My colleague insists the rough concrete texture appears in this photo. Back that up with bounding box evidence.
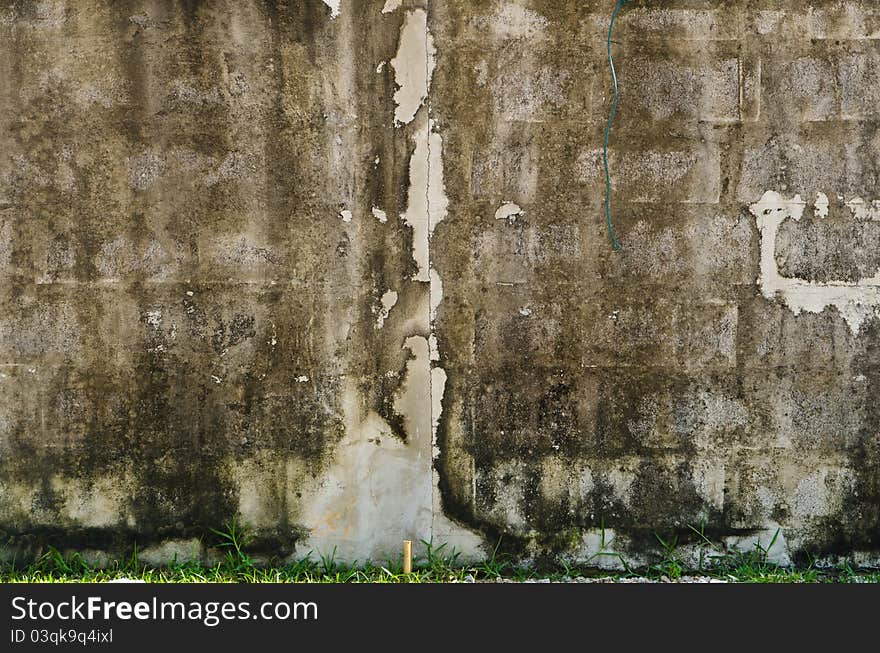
[1,0,879,568]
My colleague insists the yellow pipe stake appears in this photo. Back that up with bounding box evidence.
[403,540,412,574]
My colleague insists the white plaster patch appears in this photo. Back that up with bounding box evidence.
[494,201,523,222]
[297,340,433,562]
[402,114,431,281]
[815,191,829,218]
[381,0,401,13]
[390,9,435,125]
[371,206,387,223]
[339,209,353,223]
[322,0,340,19]
[375,289,398,329]
[750,190,880,334]
[724,526,791,566]
[295,375,310,383]
[401,116,446,280]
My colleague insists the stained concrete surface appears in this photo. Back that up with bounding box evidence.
[1,1,879,568]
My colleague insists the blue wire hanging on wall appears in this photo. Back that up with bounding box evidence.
[603,0,631,252]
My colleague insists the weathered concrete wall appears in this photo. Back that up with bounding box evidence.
[1,0,879,567]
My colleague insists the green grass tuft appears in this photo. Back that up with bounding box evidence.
[2,521,879,583]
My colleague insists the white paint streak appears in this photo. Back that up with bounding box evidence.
[390,9,435,125]
[398,25,444,282]
[750,190,880,334]
[402,113,431,281]
[322,0,340,19]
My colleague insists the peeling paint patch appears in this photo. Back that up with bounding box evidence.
[375,290,398,329]
[339,209,352,223]
[402,117,447,281]
[402,115,430,281]
[815,192,829,218]
[381,0,402,14]
[391,9,435,125]
[750,190,880,334]
[322,0,340,19]
[371,206,387,223]
[494,201,523,222]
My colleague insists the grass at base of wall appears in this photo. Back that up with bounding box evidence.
[3,523,878,583]
[1,545,879,583]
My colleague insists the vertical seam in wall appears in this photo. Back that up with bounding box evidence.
[424,0,435,542]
